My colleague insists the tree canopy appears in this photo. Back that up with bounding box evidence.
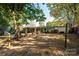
[47,3,79,25]
[47,19,66,27]
[0,3,46,32]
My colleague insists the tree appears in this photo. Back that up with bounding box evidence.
[0,3,46,37]
[47,19,66,27]
[47,3,79,48]
[47,3,79,26]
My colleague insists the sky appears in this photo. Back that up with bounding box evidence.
[39,4,54,23]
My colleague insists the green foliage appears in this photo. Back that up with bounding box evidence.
[0,3,46,33]
[47,20,66,27]
[47,3,79,25]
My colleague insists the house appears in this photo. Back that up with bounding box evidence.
[46,26,70,33]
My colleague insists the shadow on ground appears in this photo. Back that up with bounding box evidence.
[0,33,79,56]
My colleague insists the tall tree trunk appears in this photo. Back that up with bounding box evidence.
[12,11,20,38]
[74,3,77,25]
[13,11,17,30]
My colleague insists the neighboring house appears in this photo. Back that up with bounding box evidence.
[22,21,40,32]
[21,20,70,33]
[47,26,70,33]
[22,24,69,33]
[54,26,69,33]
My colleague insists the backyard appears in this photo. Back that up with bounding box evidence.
[0,3,79,56]
[0,33,79,56]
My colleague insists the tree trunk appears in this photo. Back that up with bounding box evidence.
[12,11,20,38]
[13,11,17,30]
[73,3,77,25]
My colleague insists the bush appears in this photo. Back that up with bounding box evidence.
[9,28,16,34]
[69,27,77,33]
[0,31,4,35]
[53,29,58,33]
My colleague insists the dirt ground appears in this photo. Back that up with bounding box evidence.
[0,33,79,56]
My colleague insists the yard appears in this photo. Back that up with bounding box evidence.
[0,33,79,56]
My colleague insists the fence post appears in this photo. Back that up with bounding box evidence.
[65,23,68,48]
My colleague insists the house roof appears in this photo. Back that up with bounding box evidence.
[22,21,40,28]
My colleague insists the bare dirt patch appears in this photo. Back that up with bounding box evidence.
[0,33,79,56]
